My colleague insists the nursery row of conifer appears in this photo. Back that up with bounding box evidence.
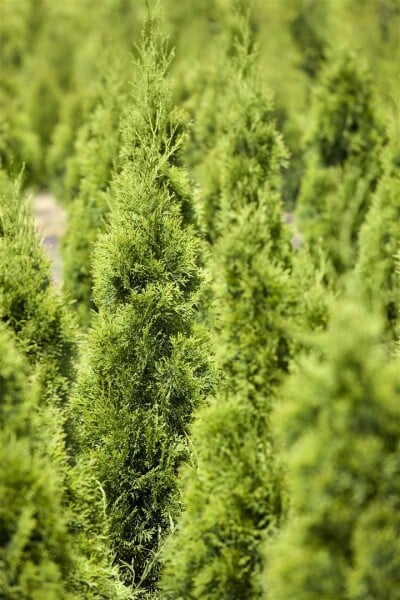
[0,2,399,599]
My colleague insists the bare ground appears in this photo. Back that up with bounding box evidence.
[32,192,66,286]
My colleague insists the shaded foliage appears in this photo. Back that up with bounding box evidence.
[296,52,386,279]
[161,14,297,599]
[0,171,75,405]
[356,128,400,342]
[265,298,400,599]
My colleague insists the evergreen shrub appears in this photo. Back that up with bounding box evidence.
[265,298,400,599]
[161,204,297,600]
[0,170,75,405]
[296,51,386,279]
[72,17,213,592]
[0,170,131,599]
[62,63,128,328]
[0,321,130,599]
[357,128,400,341]
[192,14,288,244]
[0,0,41,182]
[161,15,297,599]
[47,0,142,196]
[0,325,77,599]
[289,0,330,78]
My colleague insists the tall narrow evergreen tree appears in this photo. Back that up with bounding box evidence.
[46,0,142,196]
[62,62,128,328]
[189,10,288,244]
[289,0,330,79]
[0,170,75,406]
[0,170,130,598]
[265,298,400,599]
[71,16,213,592]
[0,0,41,182]
[356,128,400,342]
[0,323,131,599]
[161,15,297,599]
[0,325,77,599]
[295,51,385,281]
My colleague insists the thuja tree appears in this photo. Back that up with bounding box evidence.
[0,323,130,599]
[0,172,130,597]
[290,244,334,340]
[0,325,77,599]
[0,0,41,182]
[71,18,213,592]
[296,51,386,280]
[161,207,297,600]
[62,62,128,329]
[0,171,75,405]
[161,16,297,599]
[356,128,400,342]
[265,298,400,600]
[187,10,288,244]
[47,0,142,195]
[289,0,331,79]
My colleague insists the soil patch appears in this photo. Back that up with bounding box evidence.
[32,192,66,285]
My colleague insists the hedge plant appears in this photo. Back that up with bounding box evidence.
[265,298,400,599]
[161,14,297,599]
[71,17,213,593]
[296,51,386,281]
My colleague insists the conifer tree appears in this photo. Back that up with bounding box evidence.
[71,16,213,592]
[47,1,142,195]
[187,10,287,244]
[291,244,333,339]
[0,171,75,405]
[161,209,296,600]
[0,0,41,181]
[0,325,77,599]
[295,51,385,280]
[62,63,128,328]
[0,171,131,598]
[289,0,330,78]
[0,322,131,599]
[265,298,400,599]
[161,15,297,599]
[356,128,400,341]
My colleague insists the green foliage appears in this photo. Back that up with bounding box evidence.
[161,16,297,598]
[0,1,87,184]
[0,0,41,181]
[265,298,400,599]
[330,0,400,105]
[214,204,294,395]
[62,64,128,328]
[0,171,75,405]
[71,18,213,591]
[356,129,400,341]
[289,0,330,78]
[1,2,399,596]
[290,244,334,339]
[307,52,384,170]
[183,11,288,244]
[47,1,142,195]
[162,393,285,600]
[161,206,296,599]
[0,323,131,599]
[204,10,294,396]
[296,51,386,279]
[0,1,142,187]
[0,170,131,597]
[0,325,77,599]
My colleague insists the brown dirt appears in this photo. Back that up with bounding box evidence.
[32,192,66,286]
